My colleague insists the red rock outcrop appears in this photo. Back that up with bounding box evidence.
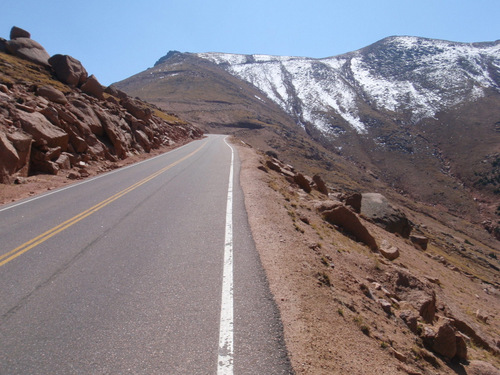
[0,26,203,183]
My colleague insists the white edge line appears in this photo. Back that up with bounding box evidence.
[218,136,234,374]
[0,138,203,214]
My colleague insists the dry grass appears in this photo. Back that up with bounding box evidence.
[0,52,70,92]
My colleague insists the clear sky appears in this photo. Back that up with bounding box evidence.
[2,0,499,86]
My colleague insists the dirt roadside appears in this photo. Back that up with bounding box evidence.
[235,140,499,375]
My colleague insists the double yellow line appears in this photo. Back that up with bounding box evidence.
[0,141,206,267]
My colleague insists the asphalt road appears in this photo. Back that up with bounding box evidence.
[0,134,292,374]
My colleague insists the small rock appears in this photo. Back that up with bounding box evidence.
[379,240,400,261]
[67,171,81,180]
[379,299,392,314]
[360,283,375,299]
[476,310,489,323]
[424,275,440,285]
[391,348,407,363]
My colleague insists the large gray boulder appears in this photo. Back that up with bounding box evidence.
[6,37,51,67]
[361,193,413,238]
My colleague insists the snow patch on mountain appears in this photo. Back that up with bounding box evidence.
[196,37,500,135]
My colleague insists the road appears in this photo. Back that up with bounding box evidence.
[0,134,292,374]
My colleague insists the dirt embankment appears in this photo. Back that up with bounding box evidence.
[235,140,499,375]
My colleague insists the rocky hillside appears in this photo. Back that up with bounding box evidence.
[0,27,202,184]
[238,141,500,374]
[115,37,500,241]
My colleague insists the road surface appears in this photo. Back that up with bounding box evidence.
[0,134,292,374]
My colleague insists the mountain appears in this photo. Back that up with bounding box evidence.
[115,36,500,239]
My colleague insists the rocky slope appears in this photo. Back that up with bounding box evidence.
[0,27,202,184]
[237,140,499,374]
[116,37,500,241]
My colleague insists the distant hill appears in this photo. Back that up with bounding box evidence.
[115,36,500,240]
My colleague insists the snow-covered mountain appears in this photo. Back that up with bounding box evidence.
[196,36,500,135]
[116,36,500,227]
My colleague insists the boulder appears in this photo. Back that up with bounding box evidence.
[450,315,496,352]
[265,159,295,178]
[321,205,378,251]
[344,192,362,213]
[37,85,68,105]
[7,131,32,176]
[104,85,128,99]
[0,132,20,183]
[379,240,400,261]
[55,153,71,170]
[6,37,51,67]
[312,174,328,195]
[361,193,413,237]
[80,74,104,99]
[294,173,312,193]
[433,321,457,359]
[405,289,436,323]
[455,333,468,361]
[410,235,429,250]
[0,37,6,53]
[399,310,419,333]
[15,110,69,150]
[121,97,152,121]
[10,26,30,39]
[48,54,88,87]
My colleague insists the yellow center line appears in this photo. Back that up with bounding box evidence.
[0,141,207,267]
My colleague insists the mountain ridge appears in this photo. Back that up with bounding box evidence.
[115,35,500,240]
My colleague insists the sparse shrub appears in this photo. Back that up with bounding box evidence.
[353,315,371,336]
[337,308,344,317]
[317,272,331,287]
[293,223,304,233]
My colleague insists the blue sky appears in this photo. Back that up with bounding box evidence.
[2,0,499,85]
